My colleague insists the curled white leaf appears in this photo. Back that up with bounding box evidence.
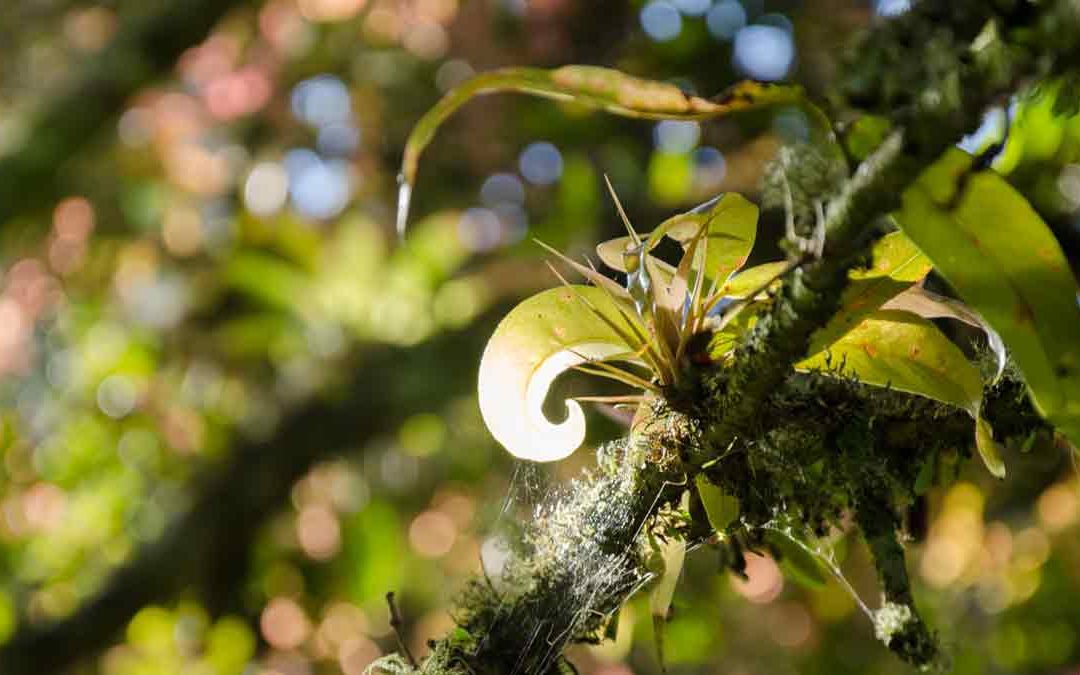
[477,286,644,462]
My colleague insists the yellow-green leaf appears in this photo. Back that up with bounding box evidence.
[654,193,759,289]
[477,285,643,462]
[399,67,804,233]
[718,261,791,299]
[895,149,1080,444]
[882,285,1007,381]
[694,475,740,532]
[597,194,758,290]
[975,414,1007,479]
[798,310,983,414]
[808,231,932,353]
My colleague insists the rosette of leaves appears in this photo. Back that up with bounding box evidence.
[477,187,1018,476]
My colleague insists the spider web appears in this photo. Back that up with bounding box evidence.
[470,448,662,675]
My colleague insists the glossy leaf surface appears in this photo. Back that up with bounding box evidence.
[798,310,983,414]
[895,149,1080,444]
[808,231,931,353]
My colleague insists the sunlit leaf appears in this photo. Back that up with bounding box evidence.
[694,476,740,532]
[798,310,983,414]
[596,236,677,280]
[808,231,931,353]
[597,193,758,288]
[717,261,791,299]
[652,193,759,289]
[478,285,645,462]
[895,148,1080,444]
[882,285,1007,381]
[399,66,804,232]
[975,414,1007,479]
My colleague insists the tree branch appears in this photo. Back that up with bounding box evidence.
[398,1,1080,672]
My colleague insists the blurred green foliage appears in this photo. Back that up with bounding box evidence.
[0,1,1077,674]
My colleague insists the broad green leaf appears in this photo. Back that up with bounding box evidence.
[895,149,1080,444]
[882,285,1007,381]
[597,193,758,288]
[808,231,931,353]
[798,310,983,414]
[478,285,643,462]
[694,475,740,531]
[399,67,805,233]
[651,193,759,288]
[765,530,828,590]
[718,261,791,299]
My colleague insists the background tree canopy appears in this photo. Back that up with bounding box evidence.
[0,1,1078,674]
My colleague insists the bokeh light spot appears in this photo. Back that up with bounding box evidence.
[518,142,563,185]
[876,0,912,16]
[291,75,352,127]
[480,173,526,207]
[640,1,683,42]
[260,597,311,650]
[706,1,746,40]
[672,0,711,16]
[296,505,342,560]
[653,120,701,154]
[244,162,290,217]
[97,374,138,419]
[733,25,795,81]
[408,509,457,558]
[731,553,783,603]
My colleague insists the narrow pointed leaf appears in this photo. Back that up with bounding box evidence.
[975,414,1007,479]
[895,148,1080,444]
[808,231,932,353]
[535,239,631,300]
[478,286,641,462]
[649,535,686,673]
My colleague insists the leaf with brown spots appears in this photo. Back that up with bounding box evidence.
[895,148,1080,445]
[797,310,983,415]
[808,231,931,354]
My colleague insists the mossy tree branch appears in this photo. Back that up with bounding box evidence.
[399,1,1080,672]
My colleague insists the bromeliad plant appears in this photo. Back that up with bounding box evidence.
[477,183,770,462]
[380,31,1080,669]
[478,180,1014,476]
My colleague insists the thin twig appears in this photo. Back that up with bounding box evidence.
[387,591,419,668]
